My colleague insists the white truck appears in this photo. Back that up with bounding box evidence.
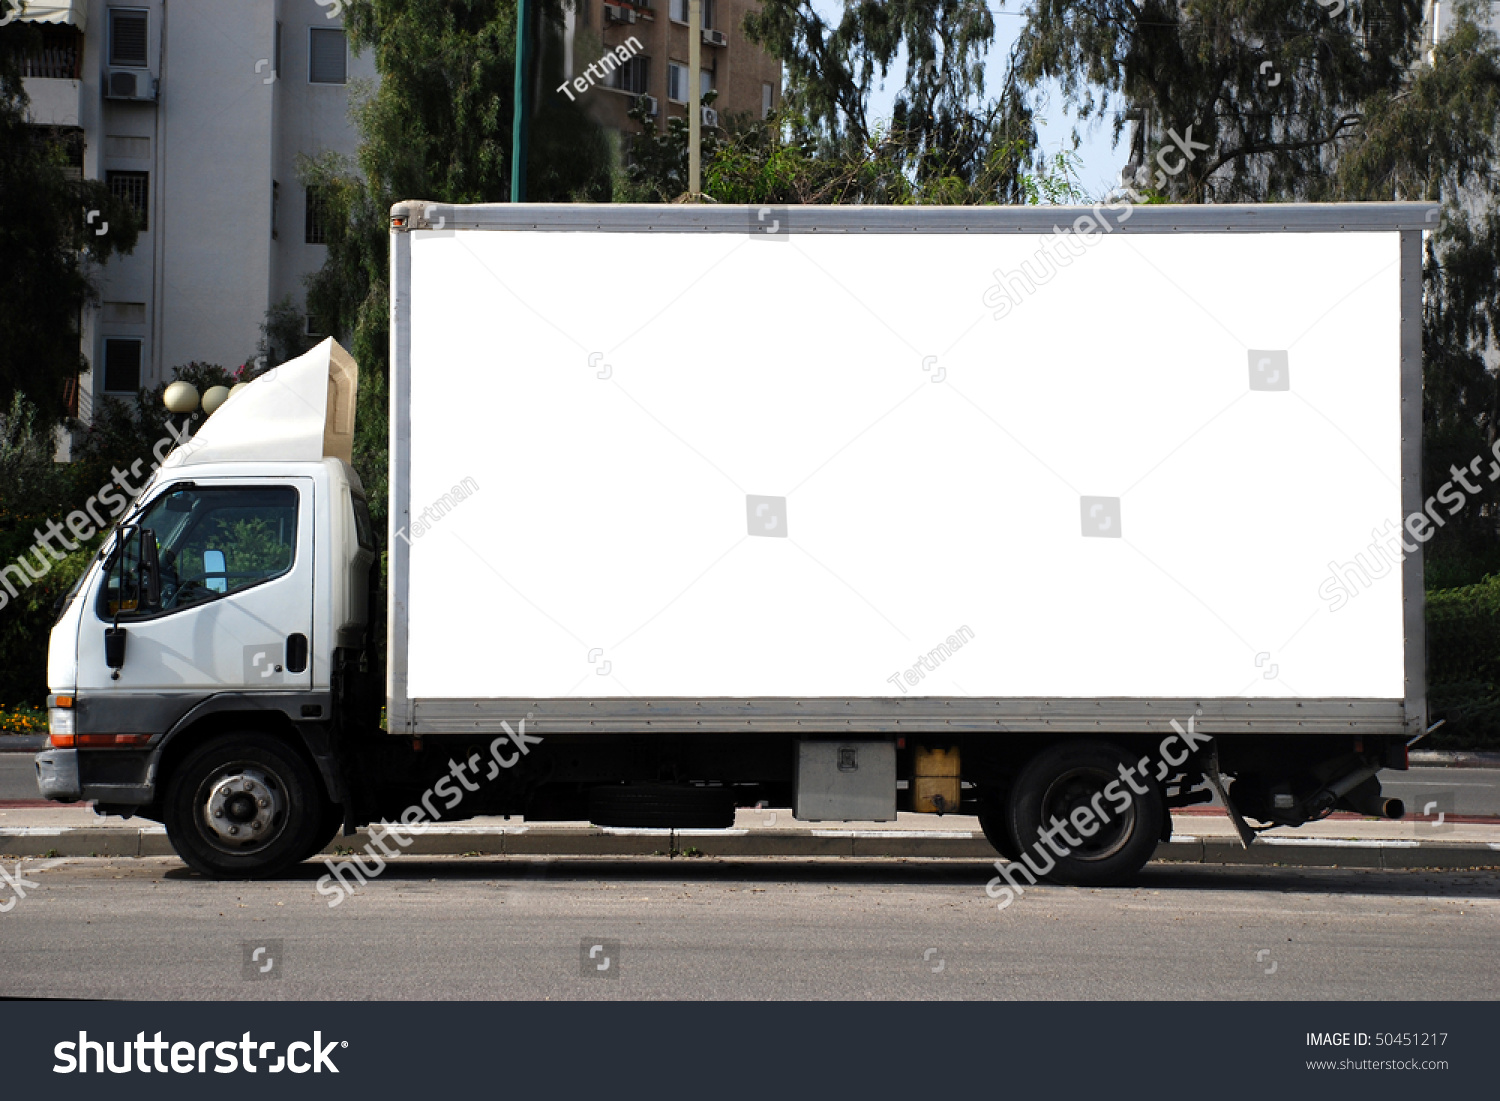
[36,200,1433,882]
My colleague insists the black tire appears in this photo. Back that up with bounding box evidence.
[298,797,344,862]
[976,795,1021,860]
[587,784,734,829]
[162,733,325,879]
[1005,741,1164,887]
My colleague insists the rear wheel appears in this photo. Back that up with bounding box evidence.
[163,733,324,879]
[976,795,1020,860]
[1005,741,1164,886]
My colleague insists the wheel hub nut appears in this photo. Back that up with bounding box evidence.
[203,768,283,846]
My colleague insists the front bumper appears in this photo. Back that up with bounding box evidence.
[33,747,155,805]
[34,748,81,801]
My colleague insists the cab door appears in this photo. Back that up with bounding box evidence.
[76,478,315,695]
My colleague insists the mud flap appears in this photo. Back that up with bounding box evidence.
[1201,742,1256,849]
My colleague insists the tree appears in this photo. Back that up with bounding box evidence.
[303,0,615,530]
[742,0,1037,200]
[1009,0,1427,203]
[1011,1,1500,575]
[0,23,140,424]
[618,92,726,201]
[698,109,1082,206]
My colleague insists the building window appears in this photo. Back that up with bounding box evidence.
[106,170,149,230]
[611,55,649,95]
[103,302,146,325]
[669,0,712,24]
[103,339,142,393]
[667,62,688,103]
[309,28,347,84]
[762,82,774,119]
[701,70,713,97]
[305,187,330,244]
[306,313,325,337]
[108,8,149,68]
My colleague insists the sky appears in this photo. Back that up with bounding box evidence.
[815,1,1126,200]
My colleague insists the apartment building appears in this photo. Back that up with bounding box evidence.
[564,0,780,147]
[15,0,373,432]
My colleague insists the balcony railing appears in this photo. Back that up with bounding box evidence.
[22,30,82,80]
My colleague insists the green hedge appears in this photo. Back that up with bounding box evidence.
[1426,573,1500,748]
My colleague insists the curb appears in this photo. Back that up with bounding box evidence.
[2,824,1498,871]
[0,736,46,753]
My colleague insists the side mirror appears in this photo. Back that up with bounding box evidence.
[104,626,127,670]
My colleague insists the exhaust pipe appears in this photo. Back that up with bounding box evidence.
[1343,788,1405,820]
[1321,767,1405,820]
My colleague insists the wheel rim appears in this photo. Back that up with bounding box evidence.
[1037,766,1136,863]
[197,764,287,856]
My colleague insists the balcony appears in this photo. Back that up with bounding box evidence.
[20,28,83,127]
[22,28,82,79]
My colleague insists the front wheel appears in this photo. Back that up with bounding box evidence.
[163,733,324,879]
[1005,741,1164,887]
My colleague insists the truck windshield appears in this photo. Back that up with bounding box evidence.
[98,485,299,619]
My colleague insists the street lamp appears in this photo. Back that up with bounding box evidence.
[162,381,198,414]
[201,386,230,415]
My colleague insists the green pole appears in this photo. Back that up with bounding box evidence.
[511,0,532,202]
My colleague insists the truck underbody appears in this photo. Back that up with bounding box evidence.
[39,704,1411,886]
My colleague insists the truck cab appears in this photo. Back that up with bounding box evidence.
[34,340,374,877]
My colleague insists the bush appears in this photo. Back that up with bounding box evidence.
[0,702,46,735]
[0,392,66,520]
[0,364,239,707]
[1426,573,1500,748]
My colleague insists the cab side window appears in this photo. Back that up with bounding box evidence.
[98,486,299,619]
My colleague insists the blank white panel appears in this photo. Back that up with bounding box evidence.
[405,229,1405,700]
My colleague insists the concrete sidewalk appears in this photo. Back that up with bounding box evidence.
[2,805,1497,871]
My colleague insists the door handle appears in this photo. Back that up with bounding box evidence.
[285,633,308,674]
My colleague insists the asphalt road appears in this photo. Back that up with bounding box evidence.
[1,856,1495,1000]
[4,750,1498,815]
[0,753,37,800]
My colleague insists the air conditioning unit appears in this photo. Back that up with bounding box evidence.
[702,28,727,47]
[604,4,637,23]
[643,95,659,117]
[701,106,719,128]
[104,70,157,102]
